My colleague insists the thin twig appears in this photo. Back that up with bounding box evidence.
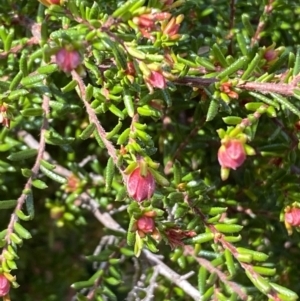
[251,0,275,47]
[185,194,281,301]
[71,70,127,183]
[141,266,159,301]
[0,94,49,258]
[174,76,300,97]
[184,246,247,300]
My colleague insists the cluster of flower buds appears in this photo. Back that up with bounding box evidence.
[0,274,10,297]
[132,12,183,41]
[138,62,167,92]
[55,48,81,73]
[132,12,171,40]
[0,103,11,128]
[161,14,184,40]
[219,82,239,100]
[127,164,155,202]
[284,206,300,235]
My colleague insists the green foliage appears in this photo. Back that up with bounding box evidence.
[0,0,300,300]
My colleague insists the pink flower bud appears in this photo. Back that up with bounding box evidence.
[147,71,166,89]
[264,49,278,62]
[285,208,300,226]
[55,48,81,73]
[218,139,246,170]
[127,167,155,202]
[0,274,10,297]
[137,216,155,233]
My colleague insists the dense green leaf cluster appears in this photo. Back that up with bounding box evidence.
[0,0,300,300]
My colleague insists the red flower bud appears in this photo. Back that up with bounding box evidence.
[38,0,62,7]
[218,139,246,170]
[285,208,300,226]
[137,216,155,233]
[264,49,278,62]
[55,48,81,73]
[0,274,10,297]
[127,167,155,202]
[147,71,166,89]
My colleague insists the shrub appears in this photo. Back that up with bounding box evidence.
[0,0,300,300]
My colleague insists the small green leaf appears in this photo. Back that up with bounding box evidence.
[236,247,268,262]
[241,14,254,37]
[148,167,169,187]
[7,149,37,161]
[9,71,23,91]
[45,130,74,146]
[13,222,32,239]
[40,160,56,171]
[214,223,243,233]
[117,128,130,145]
[206,99,219,122]
[173,160,182,186]
[245,270,271,294]
[123,89,134,117]
[21,74,46,87]
[184,232,214,244]
[137,105,162,118]
[9,233,22,245]
[120,247,134,257]
[40,165,67,184]
[3,250,14,260]
[16,210,31,221]
[37,64,58,74]
[241,52,262,80]
[71,280,94,290]
[127,47,146,59]
[293,46,300,77]
[198,266,207,295]
[105,157,115,193]
[253,266,276,276]
[222,116,242,125]
[248,92,278,109]
[94,130,105,148]
[212,44,228,68]
[202,287,214,301]
[224,249,236,277]
[161,89,172,107]
[236,33,248,56]
[21,108,44,117]
[61,80,78,93]
[79,123,95,140]
[217,56,247,78]
[134,231,143,257]
[0,200,17,210]
[270,92,300,117]
[223,235,242,242]
[104,277,121,286]
[106,121,123,140]
[32,179,48,189]
[112,0,145,18]
[108,103,125,119]
[8,88,29,100]
[270,282,298,300]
